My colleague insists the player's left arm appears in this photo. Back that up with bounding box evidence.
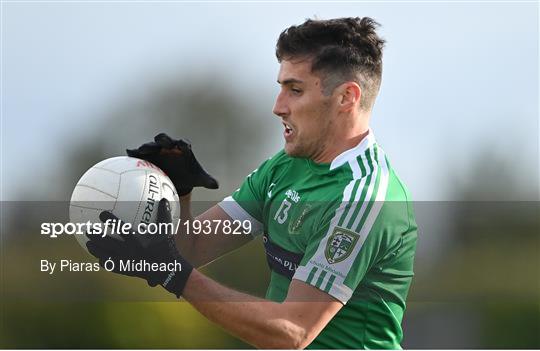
[86,200,342,349]
[183,272,343,349]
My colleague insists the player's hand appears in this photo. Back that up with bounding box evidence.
[126,133,218,196]
[85,199,193,298]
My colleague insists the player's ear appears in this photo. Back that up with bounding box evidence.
[337,82,361,112]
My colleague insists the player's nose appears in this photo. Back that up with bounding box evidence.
[272,91,289,118]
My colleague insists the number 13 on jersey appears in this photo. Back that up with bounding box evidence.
[274,199,291,224]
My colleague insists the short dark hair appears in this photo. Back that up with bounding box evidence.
[276,17,385,111]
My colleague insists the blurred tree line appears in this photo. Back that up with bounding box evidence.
[402,152,539,348]
[1,75,274,348]
[1,75,539,348]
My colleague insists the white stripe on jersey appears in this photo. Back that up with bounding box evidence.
[293,145,390,304]
[340,152,370,228]
[350,146,380,230]
[218,196,264,236]
[335,146,389,280]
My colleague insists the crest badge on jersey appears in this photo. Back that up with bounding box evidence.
[325,227,360,264]
[288,203,312,234]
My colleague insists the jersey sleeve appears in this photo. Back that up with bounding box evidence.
[293,155,391,304]
[218,151,284,237]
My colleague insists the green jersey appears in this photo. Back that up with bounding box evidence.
[219,132,417,349]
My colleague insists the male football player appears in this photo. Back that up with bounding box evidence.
[87,17,418,349]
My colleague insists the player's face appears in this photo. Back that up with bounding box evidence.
[273,59,339,160]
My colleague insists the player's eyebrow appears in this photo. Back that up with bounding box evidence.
[277,78,304,86]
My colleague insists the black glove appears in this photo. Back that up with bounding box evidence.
[126,133,218,196]
[86,199,193,298]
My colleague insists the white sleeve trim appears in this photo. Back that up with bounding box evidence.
[218,196,264,237]
[293,266,353,304]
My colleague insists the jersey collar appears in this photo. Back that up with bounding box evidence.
[329,129,377,171]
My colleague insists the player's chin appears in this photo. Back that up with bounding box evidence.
[284,143,304,158]
[283,143,295,156]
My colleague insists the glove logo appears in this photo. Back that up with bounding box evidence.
[162,270,177,287]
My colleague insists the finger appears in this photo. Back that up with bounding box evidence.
[186,149,219,189]
[88,233,127,253]
[86,241,113,261]
[85,229,124,247]
[126,148,141,157]
[154,133,175,149]
[86,245,125,275]
[195,172,219,189]
[147,280,160,287]
[157,198,172,225]
[85,230,96,242]
[99,210,119,223]
[175,138,192,151]
[190,164,219,189]
[126,141,161,156]
[177,186,193,197]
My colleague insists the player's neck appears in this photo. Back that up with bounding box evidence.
[312,130,369,164]
[312,114,370,164]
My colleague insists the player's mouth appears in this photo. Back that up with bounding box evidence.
[283,121,294,141]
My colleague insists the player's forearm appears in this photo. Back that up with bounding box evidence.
[175,194,222,268]
[176,202,253,268]
[182,270,311,349]
[175,193,198,262]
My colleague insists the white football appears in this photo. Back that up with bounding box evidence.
[69,156,180,251]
